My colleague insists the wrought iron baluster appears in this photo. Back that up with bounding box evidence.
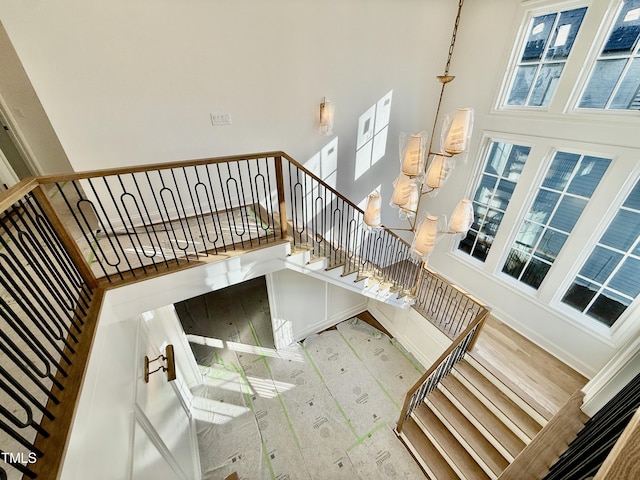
[129,172,168,268]
[205,164,229,253]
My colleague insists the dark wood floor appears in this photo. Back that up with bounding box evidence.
[470,315,588,422]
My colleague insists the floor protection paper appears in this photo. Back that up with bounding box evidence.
[193,317,427,479]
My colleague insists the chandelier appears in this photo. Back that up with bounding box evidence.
[363,0,474,267]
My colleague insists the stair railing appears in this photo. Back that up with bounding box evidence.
[396,304,490,434]
[0,179,100,479]
[0,151,487,478]
[35,153,285,283]
[279,152,420,295]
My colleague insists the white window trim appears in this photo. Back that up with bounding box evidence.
[550,167,640,342]
[567,0,640,113]
[490,143,558,294]
[495,0,592,113]
[451,131,537,264]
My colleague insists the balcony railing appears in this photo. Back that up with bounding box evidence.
[0,151,487,479]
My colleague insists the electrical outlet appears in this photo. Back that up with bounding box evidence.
[210,113,232,126]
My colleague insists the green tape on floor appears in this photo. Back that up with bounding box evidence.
[390,340,425,374]
[338,327,401,411]
[346,420,388,452]
[302,343,360,440]
[301,343,328,385]
[248,320,261,347]
[338,331,363,362]
[231,362,276,480]
[260,356,301,451]
[374,378,400,411]
[332,396,360,441]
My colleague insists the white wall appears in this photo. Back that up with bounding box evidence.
[60,297,200,480]
[60,301,138,480]
[367,298,449,370]
[267,268,368,347]
[0,0,457,230]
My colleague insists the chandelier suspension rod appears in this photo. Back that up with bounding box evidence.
[427,0,465,158]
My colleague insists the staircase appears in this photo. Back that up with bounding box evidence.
[398,354,547,480]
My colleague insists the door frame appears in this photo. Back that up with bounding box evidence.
[0,94,44,176]
[0,146,19,188]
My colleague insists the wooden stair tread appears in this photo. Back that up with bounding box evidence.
[454,359,545,440]
[414,404,491,480]
[400,417,458,480]
[429,389,509,477]
[440,376,526,460]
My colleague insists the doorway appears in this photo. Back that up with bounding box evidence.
[0,117,31,190]
[173,276,275,367]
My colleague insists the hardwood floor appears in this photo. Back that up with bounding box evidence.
[469,315,588,422]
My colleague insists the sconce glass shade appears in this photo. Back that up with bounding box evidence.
[401,133,426,176]
[364,192,382,228]
[443,108,473,155]
[319,99,334,136]
[449,199,474,234]
[413,215,439,258]
[425,154,452,189]
[391,174,419,213]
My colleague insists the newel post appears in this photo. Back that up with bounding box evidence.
[274,155,289,240]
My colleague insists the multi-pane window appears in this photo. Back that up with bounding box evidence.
[502,152,610,289]
[506,7,587,107]
[562,179,640,327]
[459,142,531,261]
[579,0,640,110]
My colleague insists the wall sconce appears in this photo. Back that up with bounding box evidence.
[319,98,334,136]
[144,344,176,383]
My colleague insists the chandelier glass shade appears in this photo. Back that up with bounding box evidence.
[391,174,420,214]
[425,154,451,189]
[443,107,473,155]
[449,198,474,234]
[401,133,427,176]
[363,191,382,228]
[412,215,439,259]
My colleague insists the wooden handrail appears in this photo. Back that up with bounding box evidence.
[35,151,289,184]
[29,287,105,480]
[31,185,99,289]
[0,177,39,212]
[396,306,489,433]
